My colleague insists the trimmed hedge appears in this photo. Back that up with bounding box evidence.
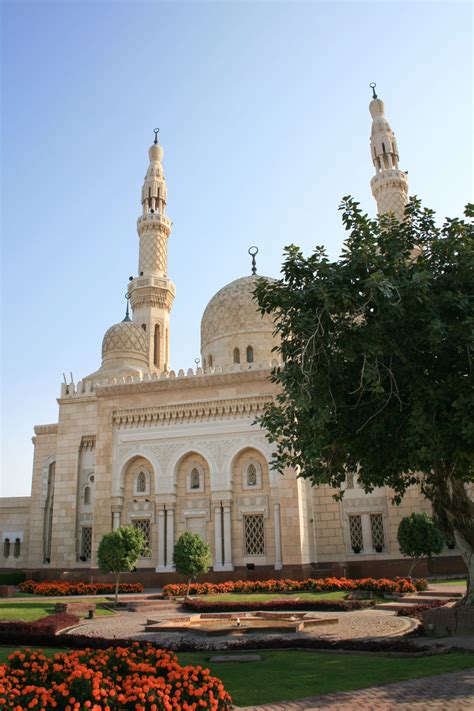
[396,599,446,620]
[0,571,26,585]
[0,613,79,642]
[164,576,424,597]
[183,598,371,613]
[18,579,144,596]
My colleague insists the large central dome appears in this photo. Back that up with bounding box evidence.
[200,275,279,369]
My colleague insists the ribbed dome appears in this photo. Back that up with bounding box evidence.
[102,320,148,362]
[201,275,278,368]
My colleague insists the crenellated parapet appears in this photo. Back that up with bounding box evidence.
[60,359,280,399]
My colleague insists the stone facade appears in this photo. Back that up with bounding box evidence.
[0,91,466,582]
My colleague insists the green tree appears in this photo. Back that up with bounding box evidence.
[254,197,474,603]
[173,531,212,597]
[397,513,444,577]
[97,526,148,606]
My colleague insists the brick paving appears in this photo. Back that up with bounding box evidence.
[234,668,474,710]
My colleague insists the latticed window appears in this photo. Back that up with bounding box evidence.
[81,527,92,561]
[136,471,147,493]
[14,538,21,558]
[349,515,363,552]
[370,514,385,551]
[190,468,200,489]
[132,519,151,557]
[3,538,10,558]
[247,464,257,486]
[244,514,265,556]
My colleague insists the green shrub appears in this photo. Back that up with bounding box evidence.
[0,571,26,585]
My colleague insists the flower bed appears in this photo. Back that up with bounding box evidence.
[0,642,231,710]
[164,576,422,597]
[0,613,79,643]
[183,598,370,614]
[19,580,144,596]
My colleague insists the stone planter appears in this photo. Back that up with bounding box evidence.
[422,605,474,637]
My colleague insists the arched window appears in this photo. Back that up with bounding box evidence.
[141,323,146,331]
[208,354,213,368]
[190,467,200,490]
[83,486,91,505]
[14,538,21,558]
[154,324,160,367]
[246,345,254,363]
[233,347,240,364]
[137,471,147,493]
[247,463,257,486]
[3,538,10,558]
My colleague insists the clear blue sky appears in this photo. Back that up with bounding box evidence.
[1,1,472,496]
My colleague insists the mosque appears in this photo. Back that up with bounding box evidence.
[0,89,463,582]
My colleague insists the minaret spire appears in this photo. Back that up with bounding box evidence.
[369,84,408,221]
[127,132,176,373]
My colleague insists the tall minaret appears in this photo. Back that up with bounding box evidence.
[128,129,176,373]
[369,84,408,221]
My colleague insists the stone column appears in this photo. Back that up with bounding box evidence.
[223,505,234,571]
[166,507,175,570]
[214,506,223,570]
[112,512,121,530]
[274,502,283,570]
[155,509,166,572]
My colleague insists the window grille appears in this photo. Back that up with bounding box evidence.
[81,527,92,561]
[349,515,363,552]
[3,538,10,558]
[14,538,21,558]
[190,467,200,489]
[132,519,151,557]
[370,514,385,551]
[136,471,147,493]
[244,514,265,555]
[247,463,257,486]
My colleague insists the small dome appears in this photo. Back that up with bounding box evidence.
[102,320,148,364]
[201,275,278,368]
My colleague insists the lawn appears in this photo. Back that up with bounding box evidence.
[0,599,115,621]
[177,650,474,706]
[197,591,356,603]
[430,579,466,586]
[0,646,472,704]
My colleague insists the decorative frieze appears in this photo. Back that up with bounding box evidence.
[113,395,273,428]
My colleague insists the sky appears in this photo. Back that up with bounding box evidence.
[1,0,472,497]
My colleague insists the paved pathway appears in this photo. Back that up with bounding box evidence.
[234,669,474,710]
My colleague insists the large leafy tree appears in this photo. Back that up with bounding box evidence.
[397,513,444,577]
[255,198,473,602]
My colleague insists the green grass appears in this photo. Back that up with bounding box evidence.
[0,647,66,664]
[197,591,384,603]
[176,650,474,705]
[0,599,115,621]
[1,646,472,704]
[430,579,466,586]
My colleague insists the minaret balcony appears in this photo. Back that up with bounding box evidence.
[137,213,171,229]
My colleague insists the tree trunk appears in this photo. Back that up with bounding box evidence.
[115,572,120,608]
[428,474,474,606]
[186,578,191,598]
[408,558,418,578]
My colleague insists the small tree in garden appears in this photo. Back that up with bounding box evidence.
[397,513,444,577]
[97,526,148,607]
[173,531,212,597]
